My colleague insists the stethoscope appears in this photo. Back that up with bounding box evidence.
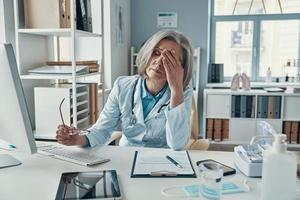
[130,78,169,125]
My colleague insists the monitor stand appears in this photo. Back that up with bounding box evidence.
[0,154,22,168]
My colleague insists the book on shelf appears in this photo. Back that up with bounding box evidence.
[213,119,222,142]
[28,65,89,75]
[24,0,70,28]
[291,122,299,144]
[46,61,99,72]
[89,83,98,124]
[222,119,229,140]
[283,121,292,143]
[206,119,214,140]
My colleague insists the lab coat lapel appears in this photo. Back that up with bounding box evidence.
[145,88,170,121]
[132,78,145,124]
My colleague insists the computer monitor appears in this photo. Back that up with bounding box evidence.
[0,43,37,157]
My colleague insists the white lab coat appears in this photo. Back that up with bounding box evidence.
[86,75,193,150]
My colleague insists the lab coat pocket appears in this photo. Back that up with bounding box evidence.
[122,117,146,138]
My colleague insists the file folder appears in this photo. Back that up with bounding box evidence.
[240,96,247,118]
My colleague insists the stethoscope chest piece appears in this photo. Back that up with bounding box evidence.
[130,114,137,125]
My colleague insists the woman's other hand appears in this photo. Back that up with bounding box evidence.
[56,124,87,146]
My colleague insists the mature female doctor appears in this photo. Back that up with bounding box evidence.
[56,29,194,150]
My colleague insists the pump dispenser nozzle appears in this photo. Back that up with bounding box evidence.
[273,134,287,152]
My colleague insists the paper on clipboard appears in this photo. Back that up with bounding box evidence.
[132,150,195,176]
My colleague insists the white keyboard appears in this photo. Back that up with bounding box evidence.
[38,144,110,166]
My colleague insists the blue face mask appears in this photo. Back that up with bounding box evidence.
[182,181,247,198]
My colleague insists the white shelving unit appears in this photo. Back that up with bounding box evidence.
[13,0,105,138]
[130,46,138,75]
[34,84,90,139]
[203,89,300,148]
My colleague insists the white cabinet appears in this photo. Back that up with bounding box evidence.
[204,89,300,147]
[206,94,231,118]
[283,96,300,121]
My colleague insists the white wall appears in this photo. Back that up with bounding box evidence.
[104,0,131,89]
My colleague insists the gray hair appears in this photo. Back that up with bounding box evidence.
[136,29,194,88]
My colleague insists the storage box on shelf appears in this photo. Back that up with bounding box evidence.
[203,89,300,147]
[14,0,104,139]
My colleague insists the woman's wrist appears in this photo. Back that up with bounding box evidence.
[77,135,88,146]
[170,89,184,108]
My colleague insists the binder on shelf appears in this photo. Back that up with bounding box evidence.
[268,96,274,118]
[76,0,92,32]
[231,95,236,117]
[291,122,299,144]
[283,121,292,144]
[235,95,241,118]
[213,119,222,142]
[89,83,98,124]
[240,96,247,118]
[251,96,256,118]
[206,119,214,140]
[207,64,224,83]
[246,96,253,118]
[24,0,70,28]
[66,0,71,28]
[86,0,93,32]
[273,96,281,119]
[261,96,268,118]
[257,96,262,118]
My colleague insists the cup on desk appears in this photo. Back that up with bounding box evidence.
[198,161,223,200]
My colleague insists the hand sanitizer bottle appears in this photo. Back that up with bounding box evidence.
[265,67,272,83]
[261,134,297,200]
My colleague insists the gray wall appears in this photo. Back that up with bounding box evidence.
[0,0,15,46]
[104,0,131,89]
[131,0,210,136]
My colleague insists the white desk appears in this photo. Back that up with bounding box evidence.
[0,144,298,200]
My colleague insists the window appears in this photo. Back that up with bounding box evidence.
[211,0,300,81]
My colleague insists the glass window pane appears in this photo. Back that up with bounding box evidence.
[214,0,251,15]
[214,0,300,15]
[282,0,300,14]
[215,21,254,77]
[259,20,300,78]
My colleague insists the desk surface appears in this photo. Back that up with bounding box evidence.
[0,144,298,200]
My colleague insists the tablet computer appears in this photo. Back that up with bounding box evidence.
[55,170,122,200]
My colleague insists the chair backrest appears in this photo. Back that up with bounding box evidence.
[186,95,210,150]
[190,95,199,140]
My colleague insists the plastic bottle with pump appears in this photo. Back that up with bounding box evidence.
[265,67,272,83]
[261,133,297,200]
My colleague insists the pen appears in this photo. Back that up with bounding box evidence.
[166,155,183,168]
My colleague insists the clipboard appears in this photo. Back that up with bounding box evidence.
[130,150,196,178]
